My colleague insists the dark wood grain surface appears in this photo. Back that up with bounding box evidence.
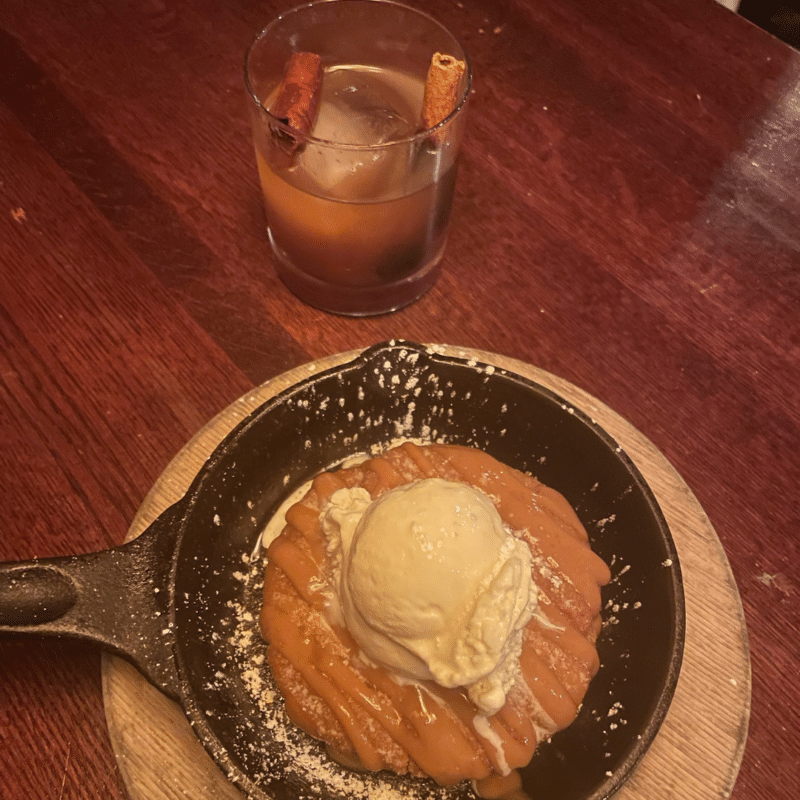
[1,0,797,798]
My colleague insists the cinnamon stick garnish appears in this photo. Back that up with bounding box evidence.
[421,52,467,142]
[269,52,324,155]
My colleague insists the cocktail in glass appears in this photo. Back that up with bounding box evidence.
[245,0,471,316]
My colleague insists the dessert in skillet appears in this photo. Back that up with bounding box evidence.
[260,443,610,795]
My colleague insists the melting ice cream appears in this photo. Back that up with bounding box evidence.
[320,477,538,715]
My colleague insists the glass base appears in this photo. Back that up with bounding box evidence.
[269,234,445,317]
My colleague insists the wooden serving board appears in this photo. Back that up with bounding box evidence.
[102,346,751,800]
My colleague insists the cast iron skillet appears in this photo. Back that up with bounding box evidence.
[0,340,685,800]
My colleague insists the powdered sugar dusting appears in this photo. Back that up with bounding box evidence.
[225,548,473,800]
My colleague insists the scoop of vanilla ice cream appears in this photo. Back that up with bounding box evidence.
[320,478,538,716]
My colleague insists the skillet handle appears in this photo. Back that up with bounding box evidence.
[0,501,186,699]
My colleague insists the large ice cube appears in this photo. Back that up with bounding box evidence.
[314,67,418,145]
[295,66,423,200]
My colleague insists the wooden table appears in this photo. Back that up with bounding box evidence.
[1,0,797,798]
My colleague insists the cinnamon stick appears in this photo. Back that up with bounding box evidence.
[269,51,324,155]
[421,52,467,142]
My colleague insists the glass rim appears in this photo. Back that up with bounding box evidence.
[243,0,472,151]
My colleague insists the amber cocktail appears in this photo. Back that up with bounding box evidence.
[245,0,471,316]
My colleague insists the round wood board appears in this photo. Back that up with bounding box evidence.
[102,345,751,800]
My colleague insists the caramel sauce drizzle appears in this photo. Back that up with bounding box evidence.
[261,443,611,786]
